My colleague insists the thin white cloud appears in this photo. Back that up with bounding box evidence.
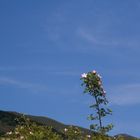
[0,66,67,72]
[78,29,98,44]
[0,66,34,71]
[78,28,140,49]
[49,71,80,76]
[0,66,80,77]
[108,84,140,105]
[0,77,47,93]
[78,29,111,46]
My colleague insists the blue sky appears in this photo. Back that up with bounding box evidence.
[0,0,140,137]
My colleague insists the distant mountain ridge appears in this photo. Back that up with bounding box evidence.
[0,110,139,140]
[115,134,139,140]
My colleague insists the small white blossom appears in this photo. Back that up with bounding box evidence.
[15,131,19,134]
[92,70,96,74]
[7,131,12,135]
[102,90,106,96]
[97,74,102,79]
[113,136,117,140]
[87,134,91,138]
[98,81,101,85]
[81,73,87,78]
[103,90,106,94]
[20,136,24,139]
[30,131,33,135]
[20,126,24,129]
[74,131,77,133]
[64,128,68,132]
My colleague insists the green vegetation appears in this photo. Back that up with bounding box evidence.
[1,115,119,140]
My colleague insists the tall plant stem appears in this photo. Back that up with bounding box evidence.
[95,96,102,130]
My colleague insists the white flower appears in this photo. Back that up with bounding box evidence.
[74,131,77,133]
[64,128,68,132]
[7,131,12,135]
[20,136,24,139]
[92,70,96,74]
[113,136,117,140]
[102,90,106,96]
[98,81,101,85]
[15,131,19,134]
[20,126,24,129]
[87,134,91,138]
[30,131,33,135]
[103,90,106,94]
[97,74,102,79]
[81,73,87,78]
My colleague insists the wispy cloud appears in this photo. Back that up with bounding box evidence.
[77,28,140,49]
[0,66,35,71]
[108,83,140,106]
[0,66,81,77]
[49,71,80,77]
[0,66,54,71]
[0,77,47,93]
[78,29,110,46]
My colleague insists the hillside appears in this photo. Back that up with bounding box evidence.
[0,110,93,135]
[0,110,139,140]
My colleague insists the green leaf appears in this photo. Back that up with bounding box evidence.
[87,114,98,120]
[89,104,98,108]
[90,124,98,130]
